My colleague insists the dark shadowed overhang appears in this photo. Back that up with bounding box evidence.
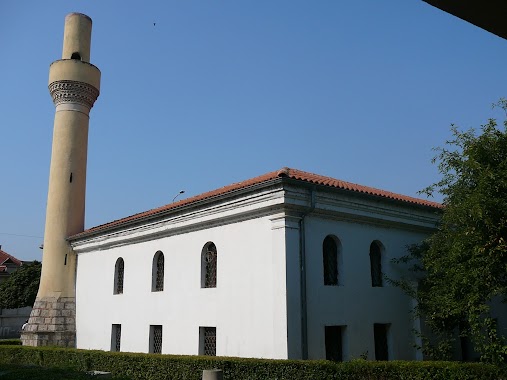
[423,1,507,40]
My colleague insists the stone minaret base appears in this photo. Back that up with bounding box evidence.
[21,296,75,347]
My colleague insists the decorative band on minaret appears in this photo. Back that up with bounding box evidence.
[21,12,100,347]
[49,80,100,113]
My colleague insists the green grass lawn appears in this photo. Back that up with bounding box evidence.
[0,364,129,380]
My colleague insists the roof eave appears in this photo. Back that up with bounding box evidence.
[283,177,442,212]
[69,176,441,242]
[68,177,285,242]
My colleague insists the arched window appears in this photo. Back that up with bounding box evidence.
[114,257,124,294]
[152,251,164,292]
[323,235,340,286]
[370,241,383,287]
[201,242,217,288]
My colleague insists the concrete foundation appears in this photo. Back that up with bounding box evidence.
[21,297,75,347]
[0,307,32,339]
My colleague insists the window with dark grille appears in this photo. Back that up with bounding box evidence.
[114,258,124,294]
[152,251,164,292]
[325,325,343,361]
[150,325,163,354]
[200,327,216,356]
[460,320,488,361]
[111,324,121,352]
[323,236,338,285]
[459,321,472,361]
[202,243,217,288]
[369,242,382,287]
[374,323,389,360]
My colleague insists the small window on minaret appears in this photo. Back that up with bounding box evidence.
[69,173,73,183]
[71,52,81,60]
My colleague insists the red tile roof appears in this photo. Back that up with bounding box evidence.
[0,249,22,267]
[71,167,442,239]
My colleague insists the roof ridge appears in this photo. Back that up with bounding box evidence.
[284,167,440,207]
[71,167,441,239]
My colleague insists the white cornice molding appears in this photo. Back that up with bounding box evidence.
[283,184,439,231]
[71,186,286,253]
[72,181,439,254]
[270,212,301,230]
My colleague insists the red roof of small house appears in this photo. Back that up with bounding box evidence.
[71,167,442,239]
[0,249,22,267]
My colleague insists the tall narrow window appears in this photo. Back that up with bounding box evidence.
[111,324,121,352]
[152,251,164,292]
[199,327,216,356]
[150,325,163,354]
[201,242,217,288]
[325,325,344,361]
[114,258,124,294]
[323,235,339,285]
[369,241,383,287]
[374,323,389,360]
[459,321,472,361]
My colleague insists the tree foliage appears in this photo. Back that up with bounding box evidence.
[0,261,41,309]
[393,100,507,364]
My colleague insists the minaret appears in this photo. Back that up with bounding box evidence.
[21,13,100,347]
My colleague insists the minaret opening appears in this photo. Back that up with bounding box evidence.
[71,52,81,60]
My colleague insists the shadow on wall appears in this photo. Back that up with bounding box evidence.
[0,307,32,339]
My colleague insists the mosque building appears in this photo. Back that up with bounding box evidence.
[68,166,441,360]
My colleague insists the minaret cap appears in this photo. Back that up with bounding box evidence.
[62,13,93,62]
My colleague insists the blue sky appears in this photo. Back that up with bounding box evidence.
[1,1,506,261]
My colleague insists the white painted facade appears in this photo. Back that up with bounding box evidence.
[71,179,439,360]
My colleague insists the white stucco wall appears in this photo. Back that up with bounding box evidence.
[281,185,439,360]
[303,216,430,360]
[74,188,291,358]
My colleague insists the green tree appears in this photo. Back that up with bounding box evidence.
[393,100,507,364]
[0,261,41,309]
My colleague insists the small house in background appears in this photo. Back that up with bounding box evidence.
[0,247,32,339]
[0,247,22,285]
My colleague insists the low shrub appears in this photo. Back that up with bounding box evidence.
[0,364,98,380]
[0,339,21,346]
[0,345,503,380]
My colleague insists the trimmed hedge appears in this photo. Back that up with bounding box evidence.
[0,339,21,345]
[0,345,503,380]
[0,363,114,380]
